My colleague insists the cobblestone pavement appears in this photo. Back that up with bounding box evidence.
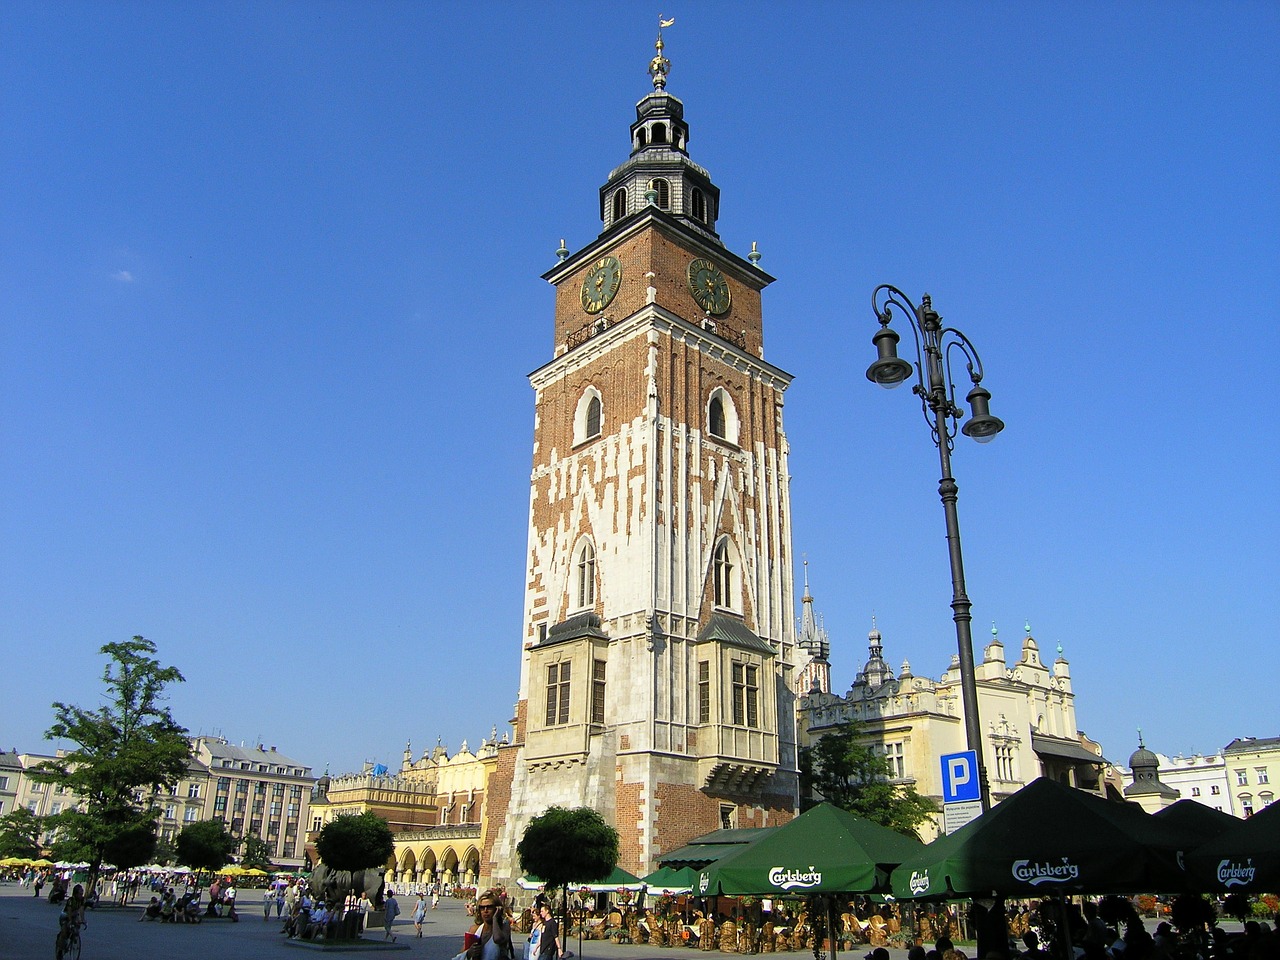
[0,885,920,960]
[4,885,1237,960]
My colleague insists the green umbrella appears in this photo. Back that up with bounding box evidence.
[1152,799,1241,845]
[643,865,699,894]
[696,803,923,896]
[890,777,1189,898]
[1185,800,1280,892]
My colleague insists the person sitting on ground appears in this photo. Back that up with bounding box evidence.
[305,900,329,940]
[139,896,162,921]
[159,889,177,922]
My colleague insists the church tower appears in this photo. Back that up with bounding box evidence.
[485,31,799,881]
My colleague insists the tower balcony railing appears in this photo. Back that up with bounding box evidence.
[564,314,748,353]
[565,316,614,351]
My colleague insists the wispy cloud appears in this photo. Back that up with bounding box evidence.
[111,270,135,282]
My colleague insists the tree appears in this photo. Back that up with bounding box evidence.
[517,806,618,918]
[105,821,158,870]
[30,636,191,893]
[315,813,395,872]
[0,807,43,859]
[176,819,237,875]
[241,834,274,871]
[799,721,938,839]
[152,836,178,867]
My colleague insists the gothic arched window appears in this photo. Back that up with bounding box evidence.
[574,387,603,445]
[612,188,627,223]
[713,539,734,609]
[707,388,738,444]
[576,541,597,609]
[709,395,726,439]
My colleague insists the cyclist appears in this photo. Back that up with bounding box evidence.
[55,883,86,959]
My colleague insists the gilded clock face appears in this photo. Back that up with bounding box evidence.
[580,256,622,314]
[687,258,731,316]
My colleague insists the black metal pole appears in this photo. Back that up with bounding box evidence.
[933,418,992,812]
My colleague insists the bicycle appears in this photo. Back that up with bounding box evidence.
[55,920,85,960]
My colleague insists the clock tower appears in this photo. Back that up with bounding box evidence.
[485,32,799,881]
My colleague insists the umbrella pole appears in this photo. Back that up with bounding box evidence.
[1057,898,1075,960]
[829,896,837,960]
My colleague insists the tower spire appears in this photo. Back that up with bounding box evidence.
[650,17,674,89]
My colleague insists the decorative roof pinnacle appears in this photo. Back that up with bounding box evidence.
[649,16,674,90]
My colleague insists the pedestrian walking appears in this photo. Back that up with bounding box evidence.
[383,890,401,942]
[413,892,427,937]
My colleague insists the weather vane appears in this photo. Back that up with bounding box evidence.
[650,15,675,89]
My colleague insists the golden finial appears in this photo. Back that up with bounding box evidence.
[650,16,674,90]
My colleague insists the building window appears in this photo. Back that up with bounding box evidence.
[545,662,571,726]
[187,783,201,798]
[1240,796,1254,817]
[1236,769,1248,786]
[290,785,302,798]
[163,804,176,820]
[214,797,227,812]
[884,742,906,780]
[691,188,706,223]
[1211,785,1221,795]
[706,388,738,444]
[51,802,63,815]
[652,122,667,144]
[612,189,626,222]
[709,395,726,438]
[713,540,734,608]
[650,178,670,209]
[1257,768,1269,784]
[698,661,711,724]
[312,817,323,832]
[574,388,604,445]
[288,803,299,817]
[576,542,596,609]
[184,807,198,822]
[732,663,759,728]
[993,744,1014,782]
[217,777,230,791]
[720,804,736,830]
[591,659,607,725]
[1192,786,1201,797]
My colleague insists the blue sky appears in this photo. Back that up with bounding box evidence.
[3,3,1277,778]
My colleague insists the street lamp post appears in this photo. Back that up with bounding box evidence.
[865,284,1004,812]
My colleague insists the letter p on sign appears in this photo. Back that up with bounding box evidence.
[941,750,980,803]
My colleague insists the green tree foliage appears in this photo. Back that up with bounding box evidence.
[315,812,395,872]
[104,821,158,870]
[241,834,274,871]
[0,807,44,859]
[799,721,938,839]
[176,818,237,874]
[517,806,618,912]
[152,836,178,867]
[30,637,191,893]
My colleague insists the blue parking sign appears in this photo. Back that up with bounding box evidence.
[940,750,981,803]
